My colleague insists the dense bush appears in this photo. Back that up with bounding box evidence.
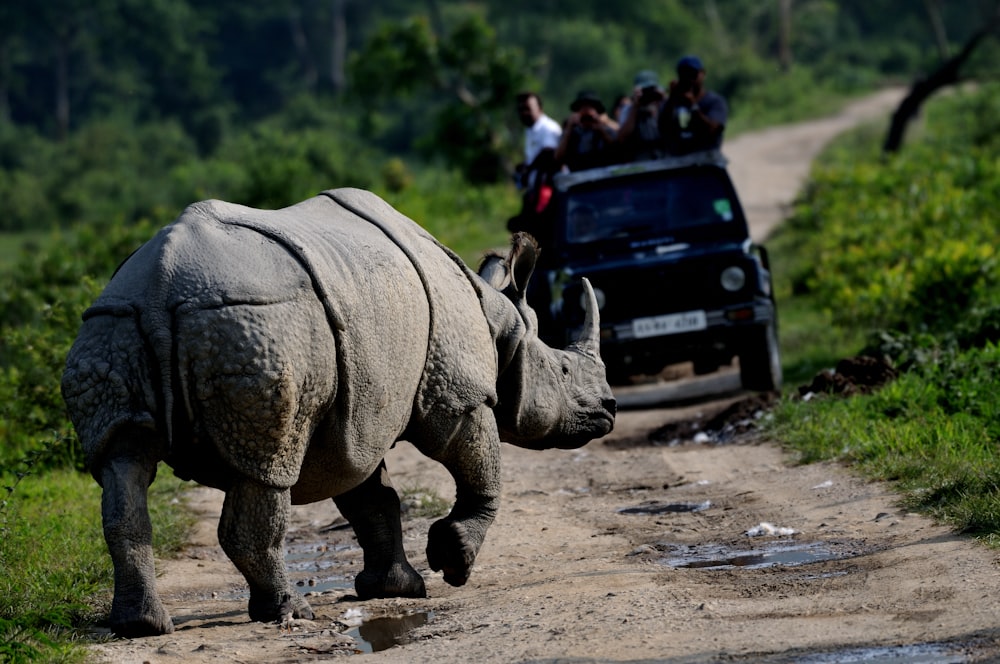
[0,220,158,470]
[0,110,387,235]
[767,83,1000,545]
[781,86,1000,335]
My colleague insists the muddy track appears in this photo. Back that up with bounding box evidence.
[89,89,1000,663]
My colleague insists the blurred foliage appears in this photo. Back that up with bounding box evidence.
[2,0,999,212]
[351,13,530,183]
[778,86,1000,335]
[0,219,157,470]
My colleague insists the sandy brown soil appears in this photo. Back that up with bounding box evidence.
[88,88,1000,663]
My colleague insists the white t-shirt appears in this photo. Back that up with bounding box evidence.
[524,114,562,165]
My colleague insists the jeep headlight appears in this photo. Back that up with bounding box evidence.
[720,266,746,292]
[581,286,607,311]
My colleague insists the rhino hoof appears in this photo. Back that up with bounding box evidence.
[110,614,175,638]
[109,599,174,637]
[426,520,475,587]
[355,564,427,600]
[248,592,313,623]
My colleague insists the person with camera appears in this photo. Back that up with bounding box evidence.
[660,55,728,156]
[615,69,668,162]
[554,91,619,172]
[515,91,563,190]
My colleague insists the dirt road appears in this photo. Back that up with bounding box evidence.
[89,89,1000,663]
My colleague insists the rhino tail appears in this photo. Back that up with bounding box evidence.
[62,303,166,480]
[138,242,188,467]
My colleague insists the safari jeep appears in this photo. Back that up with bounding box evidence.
[524,150,782,392]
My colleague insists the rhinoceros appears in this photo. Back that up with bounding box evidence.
[61,187,616,637]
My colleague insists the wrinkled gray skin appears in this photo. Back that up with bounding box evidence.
[61,188,616,638]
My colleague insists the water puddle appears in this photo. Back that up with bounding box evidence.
[286,541,355,594]
[207,540,357,600]
[793,642,966,663]
[347,612,432,653]
[662,541,844,570]
[618,500,712,515]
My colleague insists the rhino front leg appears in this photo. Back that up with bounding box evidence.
[99,446,174,637]
[423,405,502,587]
[218,480,313,623]
[333,461,426,599]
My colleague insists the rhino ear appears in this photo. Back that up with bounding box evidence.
[478,251,510,290]
[508,233,539,298]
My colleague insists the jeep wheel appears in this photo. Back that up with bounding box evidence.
[604,365,635,387]
[738,323,782,392]
[692,356,720,376]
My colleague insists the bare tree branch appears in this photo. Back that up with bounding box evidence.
[287,8,318,91]
[330,0,347,94]
[883,6,1000,153]
[778,0,793,72]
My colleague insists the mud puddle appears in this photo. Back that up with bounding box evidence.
[658,540,864,570]
[788,641,967,663]
[346,612,432,653]
[202,540,357,601]
[286,540,355,594]
[618,500,712,515]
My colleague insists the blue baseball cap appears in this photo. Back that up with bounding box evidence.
[677,55,704,72]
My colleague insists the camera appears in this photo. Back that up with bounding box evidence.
[638,85,663,106]
[673,79,694,95]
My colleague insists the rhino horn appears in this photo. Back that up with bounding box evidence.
[571,278,601,357]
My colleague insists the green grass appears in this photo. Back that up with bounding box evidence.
[763,83,1000,547]
[0,461,193,662]
[771,286,868,389]
[768,357,1000,546]
[378,169,519,265]
[399,486,452,519]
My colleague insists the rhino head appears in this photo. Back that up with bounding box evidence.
[481,233,616,450]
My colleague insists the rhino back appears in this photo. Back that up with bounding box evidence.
[68,197,436,490]
[321,189,500,427]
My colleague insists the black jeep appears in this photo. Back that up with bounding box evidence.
[517,150,781,392]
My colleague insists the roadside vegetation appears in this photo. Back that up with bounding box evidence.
[765,82,1000,545]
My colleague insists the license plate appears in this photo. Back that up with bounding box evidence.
[632,310,707,339]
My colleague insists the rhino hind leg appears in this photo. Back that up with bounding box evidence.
[218,479,314,622]
[98,437,174,637]
[333,461,426,599]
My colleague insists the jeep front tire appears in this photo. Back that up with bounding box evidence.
[738,322,782,392]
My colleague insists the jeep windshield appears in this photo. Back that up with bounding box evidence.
[558,167,747,248]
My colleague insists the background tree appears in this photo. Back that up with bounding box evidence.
[0,0,997,208]
[778,0,793,72]
[884,2,1000,153]
[351,12,530,182]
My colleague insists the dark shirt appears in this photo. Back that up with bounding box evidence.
[660,90,727,155]
[563,124,615,171]
[620,102,666,162]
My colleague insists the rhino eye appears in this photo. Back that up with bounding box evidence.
[562,361,571,376]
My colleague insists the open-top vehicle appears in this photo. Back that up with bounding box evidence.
[514,150,781,391]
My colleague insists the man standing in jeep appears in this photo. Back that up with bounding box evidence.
[661,55,728,155]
